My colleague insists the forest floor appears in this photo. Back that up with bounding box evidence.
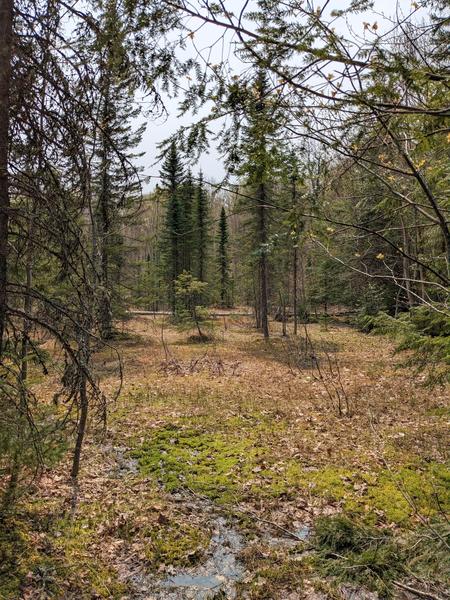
[2,314,449,600]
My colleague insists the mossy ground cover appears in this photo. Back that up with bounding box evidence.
[294,462,450,524]
[131,414,294,503]
[1,315,448,598]
[131,421,449,525]
[0,503,127,599]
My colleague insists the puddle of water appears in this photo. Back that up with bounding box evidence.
[156,519,311,598]
[155,516,244,599]
[111,445,139,477]
[294,524,310,540]
[162,573,223,590]
[263,522,311,548]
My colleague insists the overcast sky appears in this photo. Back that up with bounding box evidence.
[135,0,426,192]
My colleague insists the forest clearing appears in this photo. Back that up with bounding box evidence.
[2,313,448,599]
[1,0,449,598]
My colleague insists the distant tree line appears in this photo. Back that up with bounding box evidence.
[125,142,233,314]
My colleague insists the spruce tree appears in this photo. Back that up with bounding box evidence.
[179,169,195,273]
[237,69,285,338]
[217,206,231,307]
[85,0,144,339]
[160,141,184,310]
[194,172,209,283]
[287,151,302,335]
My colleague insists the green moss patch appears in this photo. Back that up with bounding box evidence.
[145,520,209,567]
[51,514,126,598]
[297,466,354,501]
[132,424,261,502]
[364,464,449,523]
[133,412,299,502]
[0,505,126,600]
[0,515,33,599]
[297,462,450,524]
[132,419,449,523]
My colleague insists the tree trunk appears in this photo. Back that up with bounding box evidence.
[0,0,13,355]
[71,330,90,488]
[414,208,426,302]
[400,216,415,308]
[1,451,20,513]
[258,183,269,338]
[253,272,260,329]
[293,245,298,335]
[279,290,287,337]
[192,305,204,339]
[4,228,35,511]
[71,376,88,482]
[98,78,113,340]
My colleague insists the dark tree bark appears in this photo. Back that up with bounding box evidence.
[291,175,299,336]
[70,372,88,482]
[3,212,36,510]
[98,81,113,340]
[400,216,415,308]
[0,0,13,355]
[196,173,209,283]
[218,205,230,307]
[71,329,90,490]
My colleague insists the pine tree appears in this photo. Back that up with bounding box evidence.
[160,141,185,310]
[286,150,302,335]
[194,172,210,283]
[86,0,144,339]
[217,206,231,307]
[237,69,285,338]
[179,169,195,273]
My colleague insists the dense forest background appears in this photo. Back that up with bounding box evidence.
[0,0,449,598]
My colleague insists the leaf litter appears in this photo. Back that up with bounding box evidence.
[11,315,450,599]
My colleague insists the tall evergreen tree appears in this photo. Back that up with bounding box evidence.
[160,141,184,310]
[84,0,144,339]
[285,150,304,335]
[237,69,285,338]
[194,172,210,283]
[179,169,195,273]
[0,0,12,354]
[217,205,231,307]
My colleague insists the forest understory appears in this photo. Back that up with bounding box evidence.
[1,1,450,598]
[2,314,448,600]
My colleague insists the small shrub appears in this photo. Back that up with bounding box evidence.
[356,306,450,385]
[313,515,404,596]
[356,282,389,318]
[174,272,214,340]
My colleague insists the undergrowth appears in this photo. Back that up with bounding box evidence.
[0,504,126,599]
[132,420,449,525]
[131,424,261,502]
[237,544,308,599]
[312,514,449,597]
[357,306,450,385]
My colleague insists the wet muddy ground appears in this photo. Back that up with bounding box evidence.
[110,444,309,599]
